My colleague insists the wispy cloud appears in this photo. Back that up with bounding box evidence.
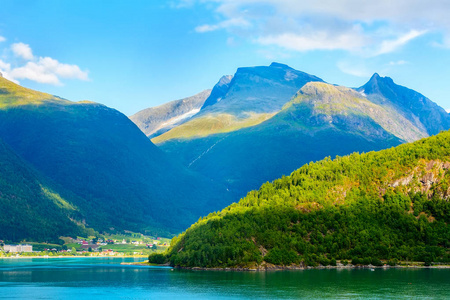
[256,29,366,52]
[184,0,450,54]
[195,18,251,33]
[0,41,89,85]
[374,30,427,56]
[11,42,34,60]
[388,60,408,66]
[0,36,6,43]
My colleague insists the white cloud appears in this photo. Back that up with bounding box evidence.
[11,42,34,60]
[9,57,89,85]
[0,41,89,85]
[0,36,5,43]
[0,59,19,84]
[0,59,11,71]
[256,30,367,52]
[186,0,450,53]
[374,30,427,56]
[388,60,408,66]
[205,0,450,27]
[195,18,251,33]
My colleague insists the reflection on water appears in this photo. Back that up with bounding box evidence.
[0,258,449,299]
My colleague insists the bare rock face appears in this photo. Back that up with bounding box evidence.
[388,160,450,198]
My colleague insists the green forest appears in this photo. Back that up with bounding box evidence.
[0,139,95,243]
[151,130,450,267]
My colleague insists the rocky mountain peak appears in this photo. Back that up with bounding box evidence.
[269,62,292,69]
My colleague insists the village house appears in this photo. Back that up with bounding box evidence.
[102,249,115,256]
[3,244,33,253]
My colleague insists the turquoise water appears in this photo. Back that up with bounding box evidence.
[0,258,449,299]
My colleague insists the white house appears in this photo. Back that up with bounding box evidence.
[3,244,33,253]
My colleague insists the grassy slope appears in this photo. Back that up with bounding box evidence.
[152,112,276,143]
[159,131,450,267]
[0,76,74,108]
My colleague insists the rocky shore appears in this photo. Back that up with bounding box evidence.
[127,261,450,271]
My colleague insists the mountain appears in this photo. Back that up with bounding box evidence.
[0,138,94,243]
[199,62,324,115]
[152,62,324,143]
[130,89,211,138]
[358,73,450,136]
[158,82,407,199]
[0,75,232,237]
[155,130,450,268]
[146,64,450,200]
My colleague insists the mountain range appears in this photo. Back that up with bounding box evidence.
[135,63,450,200]
[1,62,450,243]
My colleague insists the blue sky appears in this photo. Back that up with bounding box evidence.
[1,0,450,115]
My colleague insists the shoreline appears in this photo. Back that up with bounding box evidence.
[125,261,450,271]
[2,256,449,270]
[0,255,148,259]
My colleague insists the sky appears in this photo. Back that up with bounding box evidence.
[1,0,450,115]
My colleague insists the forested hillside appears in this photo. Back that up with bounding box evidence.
[0,75,232,237]
[0,139,94,243]
[155,131,450,268]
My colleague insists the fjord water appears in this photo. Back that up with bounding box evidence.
[1,258,449,299]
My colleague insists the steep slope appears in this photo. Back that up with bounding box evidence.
[157,82,407,199]
[201,75,233,109]
[0,76,232,235]
[0,138,94,243]
[359,73,450,135]
[153,63,324,143]
[158,131,450,268]
[130,89,211,138]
